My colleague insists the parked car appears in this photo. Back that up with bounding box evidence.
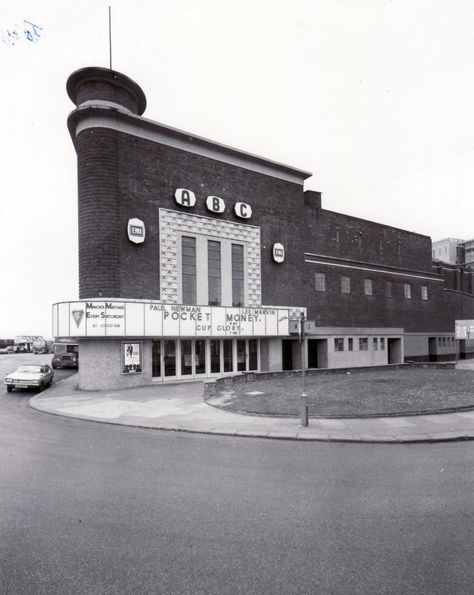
[6,346,15,353]
[4,364,54,392]
[0,347,8,354]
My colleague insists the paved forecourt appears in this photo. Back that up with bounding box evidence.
[29,373,474,443]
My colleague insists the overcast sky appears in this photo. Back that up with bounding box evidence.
[2,0,474,338]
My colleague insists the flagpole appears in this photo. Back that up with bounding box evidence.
[108,6,112,70]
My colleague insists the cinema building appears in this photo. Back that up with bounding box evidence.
[53,67,474,390]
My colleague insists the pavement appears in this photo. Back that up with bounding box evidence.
[29,361,474,443]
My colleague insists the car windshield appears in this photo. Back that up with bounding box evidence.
[54,344,78,354]
[16,366,42,373]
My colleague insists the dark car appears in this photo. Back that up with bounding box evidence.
[5,364,54,392]
[51,343,79,369]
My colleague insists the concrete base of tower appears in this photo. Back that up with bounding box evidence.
[78,338,153,391]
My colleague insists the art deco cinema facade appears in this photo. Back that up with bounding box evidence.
[53,67,474,390]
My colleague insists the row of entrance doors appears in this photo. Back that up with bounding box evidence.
[152,338,259,380]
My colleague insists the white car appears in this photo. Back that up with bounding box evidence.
[5,364,54,393]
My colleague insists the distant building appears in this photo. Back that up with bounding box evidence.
[462,239,474,267]
[431,238,464,265]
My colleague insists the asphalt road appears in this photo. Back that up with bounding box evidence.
[1,355,474,595]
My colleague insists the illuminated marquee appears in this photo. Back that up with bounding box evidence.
[52,300,303,338]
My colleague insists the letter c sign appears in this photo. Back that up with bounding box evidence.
[234,202,252,219]
[206,196,225,213]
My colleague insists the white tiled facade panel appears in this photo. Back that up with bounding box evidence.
[159,209,261,306]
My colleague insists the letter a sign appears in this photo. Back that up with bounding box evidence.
[175,188,196,207]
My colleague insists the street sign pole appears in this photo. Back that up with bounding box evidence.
[300,311,308,426]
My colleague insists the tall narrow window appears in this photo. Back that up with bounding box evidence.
[208,240,221,306]
[315,272,326,292]
[341,275,351,294]
[232,244,244,306]
[182,236,196,304]
[404,283,412,299]
[364,279,373,296]
[386,280,394,298]
[421,285,428,301]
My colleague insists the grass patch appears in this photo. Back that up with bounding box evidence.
[215,369,474,417]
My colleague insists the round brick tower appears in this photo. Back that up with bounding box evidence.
[67,66,147,115]
[66,67,147,299]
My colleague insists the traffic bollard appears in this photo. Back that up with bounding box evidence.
[300,394,309,427]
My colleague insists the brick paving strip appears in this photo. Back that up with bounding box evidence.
[29,375,474,443]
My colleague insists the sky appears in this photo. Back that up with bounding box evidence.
[2,0,474,338]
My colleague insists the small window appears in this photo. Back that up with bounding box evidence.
[421,285,428,300]
[386,281,393,298]
[373,338,378,350]
[341,275,351,294]
[380,338,385,350]
[334,338,344,352]
[335,228,340,243]
[442,337,446,347]
[359,338,368,351]
[438,337,442,346]
[348,338,353,351]
[364,279,373,296]
[404,283,412,299]
[315,272,326,292]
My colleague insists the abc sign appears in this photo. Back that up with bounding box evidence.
[273,243,285,263]
[174,188,251,219]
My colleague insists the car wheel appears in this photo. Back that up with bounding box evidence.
[6,386,12,392]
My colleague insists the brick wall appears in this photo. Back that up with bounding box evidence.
[305,207,432,271]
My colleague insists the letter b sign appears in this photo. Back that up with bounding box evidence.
[206,196,225,214]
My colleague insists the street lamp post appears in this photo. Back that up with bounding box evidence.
[300,311,309,426]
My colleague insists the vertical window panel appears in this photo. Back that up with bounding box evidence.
[210,340,221,373]
[208,240,221,306]
[182,236,196,305]
[341,275,351,294]
[232,244,244,307]
[248,339,258,371]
